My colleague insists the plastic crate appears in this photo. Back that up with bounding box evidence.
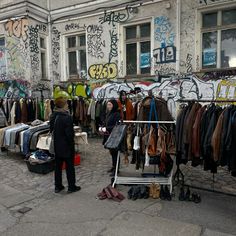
[26,160,55,174]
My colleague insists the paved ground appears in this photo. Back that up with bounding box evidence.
[0,138,235,236]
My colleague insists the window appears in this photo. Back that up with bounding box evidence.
[125,23,151,75]
[66,35,87,78]
[40,37,47,79]
[202,9,236,69]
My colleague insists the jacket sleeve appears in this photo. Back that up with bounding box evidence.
[64,115,75,144]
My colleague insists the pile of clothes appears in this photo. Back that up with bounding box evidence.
[28,150,54,164]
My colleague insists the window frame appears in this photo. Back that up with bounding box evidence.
[65,34,87,79]
[201,7,236,70]
[122,19,153,77]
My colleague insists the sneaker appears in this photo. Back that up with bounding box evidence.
[54,186,65,193]
[67,186,81,194]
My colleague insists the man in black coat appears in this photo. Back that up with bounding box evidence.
[50,97,81,193]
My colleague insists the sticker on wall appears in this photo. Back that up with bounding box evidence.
[203,48,216,66]
[140,53,151,68]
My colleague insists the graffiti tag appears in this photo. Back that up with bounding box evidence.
[88,63,118,80]
[5,18,28,42]
[153,46,176,64]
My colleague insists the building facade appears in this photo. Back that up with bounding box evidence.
[0,0,236,103]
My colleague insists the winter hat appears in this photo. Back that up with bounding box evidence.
[54,97,67,108]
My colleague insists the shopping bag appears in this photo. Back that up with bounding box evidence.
[104,124,127,150]
[48,133,55,155]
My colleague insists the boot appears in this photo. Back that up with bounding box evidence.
[152,183,160,199]
[123,153,129,165]
[149,183,154,198]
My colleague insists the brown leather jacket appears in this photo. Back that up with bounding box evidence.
[211,110,225,162]
[192,106,206,158]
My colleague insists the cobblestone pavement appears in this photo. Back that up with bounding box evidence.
[0,138,112,218]
[0,137,235,235]
[0,137,235,214]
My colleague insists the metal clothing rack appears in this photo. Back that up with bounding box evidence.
[112,120,176,193]
[176,98,236,197]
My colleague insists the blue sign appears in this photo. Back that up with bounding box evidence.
[140,53,150,68]
[203,48,216,66]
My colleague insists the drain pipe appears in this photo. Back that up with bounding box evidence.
[176,0,181,73]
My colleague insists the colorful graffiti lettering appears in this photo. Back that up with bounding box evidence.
[216,80,236,101]
[88,63,118,80]
[0,79,29,98]
[5,18,28,42]
[53,83,91,99]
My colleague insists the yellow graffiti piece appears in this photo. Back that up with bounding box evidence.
[88,63,118,80]
[67,84,73,95]
[54,90,70,99]
[75,84,87,98]
[216,80,236,103]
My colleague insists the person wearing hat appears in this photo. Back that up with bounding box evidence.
[101,99,121,176]
[50,96,81,193]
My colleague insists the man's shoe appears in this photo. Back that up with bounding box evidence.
[67,186,81,194]
[107,167,115,173]
[55,186,65,193]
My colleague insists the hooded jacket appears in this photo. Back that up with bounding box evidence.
[50,109,75,159]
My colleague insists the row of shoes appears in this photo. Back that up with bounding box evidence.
[128,185,149,200]
[127,184,172,201]
[179,187,201,203]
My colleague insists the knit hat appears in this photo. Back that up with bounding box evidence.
[54,97,67,108]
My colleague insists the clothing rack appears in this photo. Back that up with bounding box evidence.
[112,120,176,193]
[176,99,236,197]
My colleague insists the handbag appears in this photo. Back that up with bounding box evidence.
[36,134,51,150]
[133,125,140,151]
[104,124,127,150]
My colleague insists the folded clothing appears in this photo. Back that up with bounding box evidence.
[28,150,54,164]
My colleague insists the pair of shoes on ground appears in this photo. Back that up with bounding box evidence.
[179,187,201,203]
[55,185,81,194]
[160,185,172,201]
[97,185,125,202]
[149,183,160,199]
[128,185,149,200]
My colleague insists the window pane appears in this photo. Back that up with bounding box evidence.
[140,41,150,74]
[126,43,137,75]
[0,38,5,46]
[68,51,77,75]
[202,32,217,68]
[80,35,86,46]
[221,29,236,68]
[41,52,46,79]
[222,9,236,25]
[79,50,87,72]
[140,23,150,38]
[40,38,45,49]
[202,12,217,28]
[68,36,76,48]
[126,26,136,40]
